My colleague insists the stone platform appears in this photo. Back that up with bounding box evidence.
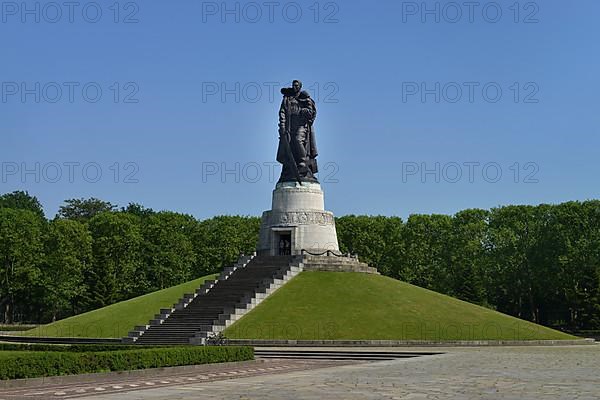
[299,254,379,274]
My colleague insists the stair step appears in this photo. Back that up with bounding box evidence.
[130,255,298,344]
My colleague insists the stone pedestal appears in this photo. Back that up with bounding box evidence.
[258,182,339,256]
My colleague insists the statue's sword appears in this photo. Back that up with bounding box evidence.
[282,97,303,185]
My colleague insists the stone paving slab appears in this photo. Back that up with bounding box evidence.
[0,359,355,400]
[75,345,600,399]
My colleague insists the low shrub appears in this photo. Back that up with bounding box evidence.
[0,346,254,380]
[0,343,162,352]
[0,325,36,332]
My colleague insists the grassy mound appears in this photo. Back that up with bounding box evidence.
[24,275,216,339]
[224,272,574,341]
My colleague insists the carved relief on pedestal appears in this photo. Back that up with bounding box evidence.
[267,211,335,226]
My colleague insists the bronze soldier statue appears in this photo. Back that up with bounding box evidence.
[277,80,318,183]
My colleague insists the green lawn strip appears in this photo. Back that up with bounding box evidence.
[224,272,575,341]
[24,274,216,339]
[0,346,254,380]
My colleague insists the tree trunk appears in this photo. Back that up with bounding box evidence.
[4,302,12,325]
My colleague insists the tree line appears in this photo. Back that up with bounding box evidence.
[0,192,259,324]
[1,191,599,330]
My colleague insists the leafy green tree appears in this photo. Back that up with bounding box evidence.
[141,212,196,291]
[336,215,403,277]
[42,219,92,321]
[192,216,260,276]
[448,209,489,304]
[57,198,116,222]
[549,201,600,328]
[377,217,404,278]
[401,214,453,291]
[0,191,45,219]
[121,203,155,218]
[0,208,44,323]
[486,205,544,320]
[85,212,142,308]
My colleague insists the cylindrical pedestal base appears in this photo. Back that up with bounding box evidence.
[257,182,339,256]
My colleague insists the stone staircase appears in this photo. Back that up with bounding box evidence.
[125,254,302,345]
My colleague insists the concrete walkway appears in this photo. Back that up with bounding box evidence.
[2,346,598,399]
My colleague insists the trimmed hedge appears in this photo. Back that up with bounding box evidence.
[0,343,163,352]
[0,325,35,332]
[0,346,254,380]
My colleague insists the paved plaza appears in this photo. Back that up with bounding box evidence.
[2,345,598,399]
[77,345,600,399]
[89,345,599,400]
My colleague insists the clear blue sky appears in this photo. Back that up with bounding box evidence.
[1,0,599,220]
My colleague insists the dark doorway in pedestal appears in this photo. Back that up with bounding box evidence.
[278,233,292,256]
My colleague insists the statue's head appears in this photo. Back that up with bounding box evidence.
[292,80,302,94]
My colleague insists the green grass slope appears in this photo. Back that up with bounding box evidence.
[224,272,574,341]
[24,275,216,339]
